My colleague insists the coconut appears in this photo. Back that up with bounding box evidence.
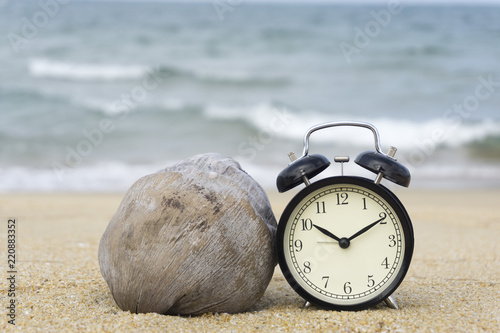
[98,153,277,315]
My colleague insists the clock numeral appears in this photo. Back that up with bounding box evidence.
[303,261,311,274]
[379,212,387,224]
[316,201,326,214]
[301,218,313,231]
[367,275,375,288]
[294,239,303,252]
[381,257,389,269]
[388,235,396,247]
[322,276,329,288]
[336,193,348,205]
[362,198,367,210]
[343,281,352,294]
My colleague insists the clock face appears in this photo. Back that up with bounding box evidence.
[277,176,414,310]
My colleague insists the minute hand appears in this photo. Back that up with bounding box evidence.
[347,216,385,241]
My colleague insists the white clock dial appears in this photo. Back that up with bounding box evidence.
[277,177,413,310]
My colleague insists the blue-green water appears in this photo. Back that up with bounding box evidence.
[1,1,500,191]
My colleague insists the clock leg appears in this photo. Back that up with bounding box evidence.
[303,301,311,308]
[384,295,399,309]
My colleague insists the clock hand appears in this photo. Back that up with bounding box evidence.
[313,224,341,242]
[347,216,385,241]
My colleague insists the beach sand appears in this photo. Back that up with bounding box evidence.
[0,188,499,332]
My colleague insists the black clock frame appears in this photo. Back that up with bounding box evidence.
[276,176,414,311]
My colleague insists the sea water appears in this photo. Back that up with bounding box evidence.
[1,1,500,191]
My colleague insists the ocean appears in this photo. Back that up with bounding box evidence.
[1,1,500,192]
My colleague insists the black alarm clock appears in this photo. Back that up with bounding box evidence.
[276,121,414,311]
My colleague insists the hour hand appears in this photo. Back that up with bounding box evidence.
[313,224,341,242]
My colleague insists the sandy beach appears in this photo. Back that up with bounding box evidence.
[0,188,499,332]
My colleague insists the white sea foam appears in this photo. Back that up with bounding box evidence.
[193,68,288,85]
[203,102,500,152]
[0,162,167,192]
[2,157,499,193]
[81,96,190,116]
[74,97,500,152]
[204,102,286,126]
[29,59,147,81]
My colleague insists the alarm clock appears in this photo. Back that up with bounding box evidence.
[276,121,414,311]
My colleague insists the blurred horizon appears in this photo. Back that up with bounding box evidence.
[1,1,500,191]
[60,0,500,4]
